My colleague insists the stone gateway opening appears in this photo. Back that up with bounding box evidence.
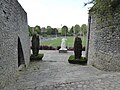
[18,37,25,67]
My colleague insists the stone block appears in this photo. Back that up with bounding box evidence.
[59,50,67,53]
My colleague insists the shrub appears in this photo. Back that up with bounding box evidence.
[68,55,75,60]
[68,55,87,65]
[68,55,87,61]
[74,36,82,59]
[39,45,56,50]
[30,54,44,61]
[39,46,42,50]
[31,34,39,56]
[42,45,49,50]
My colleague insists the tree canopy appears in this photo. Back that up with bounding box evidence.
[34,25,41,35]
[80,24,87,35]
[46,26,52,35]
[74,24,80,34]
[61,25,68,36]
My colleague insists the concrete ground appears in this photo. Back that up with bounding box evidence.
[4,50,120,90]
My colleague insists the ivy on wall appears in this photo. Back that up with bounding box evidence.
[86,0,120,23]
[86,0,120,14]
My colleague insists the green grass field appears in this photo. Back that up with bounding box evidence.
[41,36,86,48]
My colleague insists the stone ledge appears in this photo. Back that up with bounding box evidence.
[59,50,67,53]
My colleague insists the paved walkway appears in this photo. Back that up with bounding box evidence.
[4,50,120,90]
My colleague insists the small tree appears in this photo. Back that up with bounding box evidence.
[61,25,68,36]
[81,24,87,35]
[35,25,41,35]
[31,32,39,56]
[46,26,52,35]
[74,24,80,34]
[74,36,82,59]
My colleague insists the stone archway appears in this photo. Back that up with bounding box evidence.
[18,37,25,67]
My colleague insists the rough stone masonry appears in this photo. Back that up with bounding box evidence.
[0,0,30,89]
[87,4,120,71]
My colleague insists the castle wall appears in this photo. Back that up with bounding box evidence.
[0,0,30,89]
[88,5,120,71]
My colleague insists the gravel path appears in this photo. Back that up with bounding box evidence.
[4,50,120,90]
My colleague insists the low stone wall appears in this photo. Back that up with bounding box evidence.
[0,0,30,89]
[88,5,120,71]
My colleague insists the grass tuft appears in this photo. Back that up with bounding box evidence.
[30,54,44,61]
[68,55,87,65]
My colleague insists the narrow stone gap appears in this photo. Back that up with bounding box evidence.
[18,37,25,67]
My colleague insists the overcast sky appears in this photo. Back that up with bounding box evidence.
[18,0,93,28]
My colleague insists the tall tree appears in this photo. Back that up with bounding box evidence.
[46,26,52,35]
[74,24,80,34]
[34,25,41,35]
[61,25,68,36]
[81,24,87,35]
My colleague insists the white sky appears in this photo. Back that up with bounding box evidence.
[18,0,93,28]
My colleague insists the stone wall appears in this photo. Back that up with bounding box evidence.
[88,5,120,71]
[0,0,30,89]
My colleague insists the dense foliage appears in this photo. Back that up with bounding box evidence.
[46,26,58,35]
[86,0,120,14]
[28,24,87,37]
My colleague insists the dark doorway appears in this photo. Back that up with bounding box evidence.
[18,37,25,67]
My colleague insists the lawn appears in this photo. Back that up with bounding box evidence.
[41,36,86,48]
